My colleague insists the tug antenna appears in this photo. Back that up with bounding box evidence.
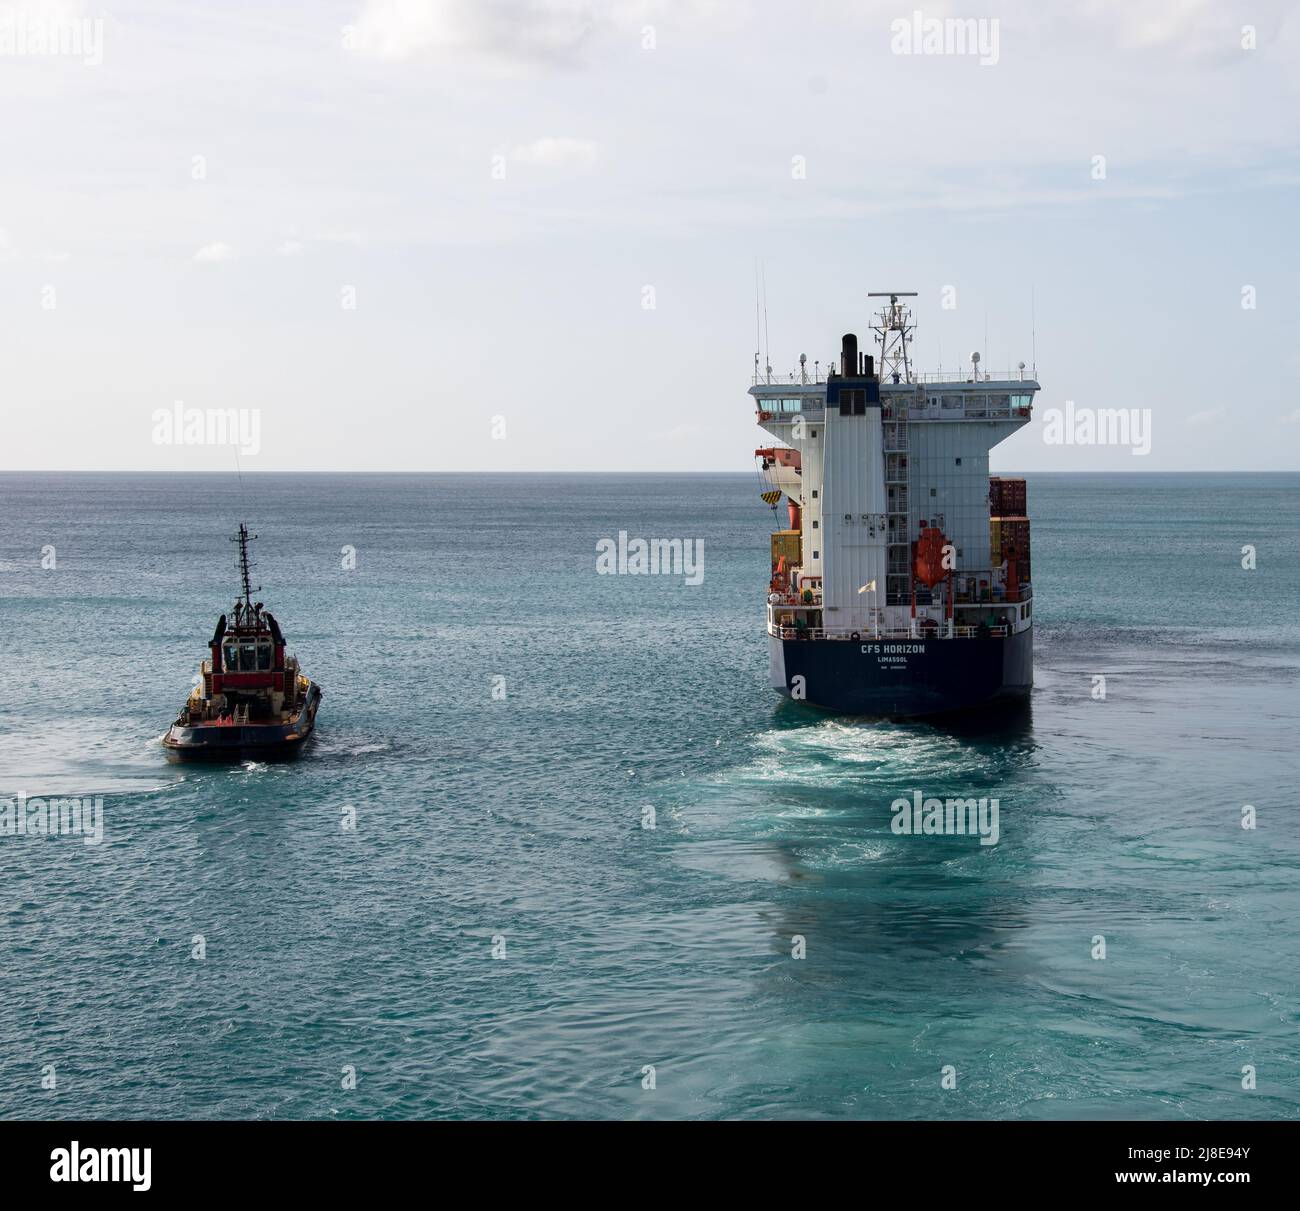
[231,523,260,613]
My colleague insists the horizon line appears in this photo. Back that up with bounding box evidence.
[1,468,1297,476]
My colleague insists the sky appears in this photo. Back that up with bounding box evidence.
[1,0,1298,471]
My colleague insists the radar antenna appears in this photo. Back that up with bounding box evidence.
[868,291,918,384]
[231,523,260,617]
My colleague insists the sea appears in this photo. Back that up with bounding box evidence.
[1,471,1297,1120]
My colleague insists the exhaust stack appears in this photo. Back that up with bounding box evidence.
[840,333,858,376]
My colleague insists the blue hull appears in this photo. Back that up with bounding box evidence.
[770,628,1032,717]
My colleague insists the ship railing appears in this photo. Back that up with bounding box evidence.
[769,622,1009,641]
[754,368,1035,387]
[753,371,834,386]
[907,401,1032,422]
[755,407,826,424]
[905,369,1037,384]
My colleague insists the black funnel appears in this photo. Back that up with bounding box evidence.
[841,333,858,376]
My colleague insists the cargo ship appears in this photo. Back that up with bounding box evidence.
[163,524,322,759]
[753,293,1036,716]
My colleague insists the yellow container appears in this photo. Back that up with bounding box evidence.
[771,529,801,566]
[991,517,1030,562]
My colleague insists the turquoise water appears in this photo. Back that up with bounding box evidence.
[1,471,1297,1120]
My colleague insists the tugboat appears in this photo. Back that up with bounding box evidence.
[163,524,322,759]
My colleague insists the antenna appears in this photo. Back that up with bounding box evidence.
[231,523,260,616]
[754,260,761,382]
[761,262,771,382]
[1031,286,1037,376]
[868,291,918,384]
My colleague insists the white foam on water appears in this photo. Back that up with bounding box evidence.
[796,840,889,868]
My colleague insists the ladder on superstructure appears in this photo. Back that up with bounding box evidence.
[884,398,912,606]
[872,293,920,607]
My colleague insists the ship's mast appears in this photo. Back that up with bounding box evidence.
[231,523,260,619]
[868,291,918,384]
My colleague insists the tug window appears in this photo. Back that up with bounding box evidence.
[240,642,258,672]
[258,642,272,671]
[223,642,238,669]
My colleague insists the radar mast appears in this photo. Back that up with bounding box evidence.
[868,291,918,384]
[231,523,260,619]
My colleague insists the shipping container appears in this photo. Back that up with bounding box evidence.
[989,476,1027,516]
[990,516,1031,562]
[771,529,802,566]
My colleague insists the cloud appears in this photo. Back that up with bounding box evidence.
[192,242,234,263]
[276,240,304,256]
[510,136,598,169]
[1282,409,1300,424]
[350,0,598,68]
[1186,407,1226,427]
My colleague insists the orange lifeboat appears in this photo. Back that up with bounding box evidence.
[913,527,949,588]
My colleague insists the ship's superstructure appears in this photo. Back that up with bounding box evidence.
[752,294,1036,715]
[163,524,322,757]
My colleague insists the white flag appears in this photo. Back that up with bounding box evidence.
[858,580,876,594]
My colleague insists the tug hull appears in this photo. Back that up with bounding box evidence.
[163,682,322,761]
